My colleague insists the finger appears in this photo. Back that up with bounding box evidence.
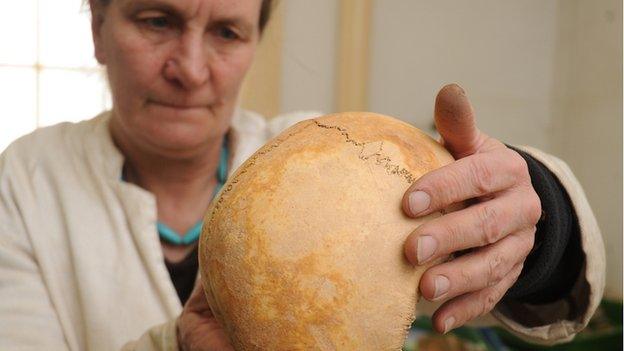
[434,83,487,159]
[178,281,235,351]
[418,228,534,302]
[431,263,523,334]
[185,280,213,313]
[402,147,528,217]
[404,189,541,265]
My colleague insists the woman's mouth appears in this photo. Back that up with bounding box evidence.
[149,100,208,110]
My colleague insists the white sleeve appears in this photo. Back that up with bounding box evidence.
[0,156,69,350]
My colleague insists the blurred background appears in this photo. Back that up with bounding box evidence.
[0,0,621,346]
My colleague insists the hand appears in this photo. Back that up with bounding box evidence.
[402,84,542,333]
[177,280,234,351]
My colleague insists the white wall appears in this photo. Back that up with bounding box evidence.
[280,0,338,114]
[552,0,622,299]
[368,0,559,149]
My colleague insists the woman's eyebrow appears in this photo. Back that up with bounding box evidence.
[212,17,254,33]
[122,0,182,16]
[121,1,255,33]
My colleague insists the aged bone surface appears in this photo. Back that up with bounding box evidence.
[200,112,454,351]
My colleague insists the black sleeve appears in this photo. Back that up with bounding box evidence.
[502,146,584,305]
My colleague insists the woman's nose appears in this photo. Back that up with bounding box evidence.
[163,33,210,89]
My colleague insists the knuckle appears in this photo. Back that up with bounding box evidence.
[470,158,495,194]
[507,149,529,178]
[487,253,507,286]
[444,170,466,204]
[509,231,533,257]
[529,193,543,223]
[480,291,500,316]
[511,232,534,257]
[522,191,542,225]
[426,170,459,206]
[506,265,523,286]
[435,219,462,252]
[459,267,473,288]
[478,204,501,244]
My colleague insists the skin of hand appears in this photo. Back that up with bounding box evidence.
[177,282,234,351]
[402,84,542,334]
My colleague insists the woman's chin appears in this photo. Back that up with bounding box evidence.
[138,125,221,158]
[112,106,229,158]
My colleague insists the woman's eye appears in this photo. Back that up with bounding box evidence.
[217,27,239,41]
[142,16,170,29]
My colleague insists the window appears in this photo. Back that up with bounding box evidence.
[0,0,111,152]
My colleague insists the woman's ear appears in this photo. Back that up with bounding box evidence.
[88,0,107,64]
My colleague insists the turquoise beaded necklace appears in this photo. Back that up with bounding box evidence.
[157,138,229,245]
[122,137,229,246]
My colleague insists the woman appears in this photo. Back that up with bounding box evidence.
[0,0,604,350]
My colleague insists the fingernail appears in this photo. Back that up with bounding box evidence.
[443,316,456,334]
[417,235,437,264]
[433,275,450,300]
[408,191,430,216]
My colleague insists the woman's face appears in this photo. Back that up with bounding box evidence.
[91,0,262,157]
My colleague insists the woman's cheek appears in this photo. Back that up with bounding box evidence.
[223,49,257,94]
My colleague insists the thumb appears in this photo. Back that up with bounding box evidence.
[434,84,486,159]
